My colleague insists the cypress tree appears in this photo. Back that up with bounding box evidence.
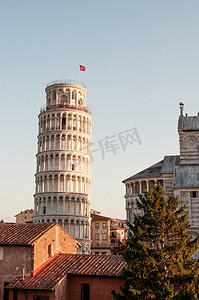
[112,185,199,299]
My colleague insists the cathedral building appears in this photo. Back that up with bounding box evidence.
[33,80,92,253]
[123,103,199,235]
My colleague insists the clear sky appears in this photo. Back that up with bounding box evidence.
[1,0,199,221]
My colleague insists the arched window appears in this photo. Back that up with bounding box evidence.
[43,206,46,214]
[48,244,52,258]
[72,90,76,100]
[62,115,66,130]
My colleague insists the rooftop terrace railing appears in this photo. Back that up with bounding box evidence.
[46,79,86,89]
[40,103,91,115]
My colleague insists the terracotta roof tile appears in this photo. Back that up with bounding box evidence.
[0,223,56,245]
[110,225,125,231]
[7,254,126,290]
[91,214,111,221]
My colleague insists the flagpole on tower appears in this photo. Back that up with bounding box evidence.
[77,65,79,85]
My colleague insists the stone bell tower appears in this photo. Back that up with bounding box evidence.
[33,79,92,253]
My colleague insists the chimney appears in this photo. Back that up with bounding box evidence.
[22,268,25,281]
[179,102,184,116]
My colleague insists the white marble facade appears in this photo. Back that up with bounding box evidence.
[33,80,92,253]
[123,104,199,235]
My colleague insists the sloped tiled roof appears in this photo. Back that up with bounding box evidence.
[110,225,125,231]
[15,209,34,217]
[123,155,180,182]
[7,253,126,290]
[91,214,111,221]
[123,160,163,182]
[161,155,180,174]
[0,223,56,246]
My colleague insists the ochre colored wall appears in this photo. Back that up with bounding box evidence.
[66,276,124,300]
[33,224,76,271]
[8,276,124,300]
[0,246,33,300]
[9,289,54,300]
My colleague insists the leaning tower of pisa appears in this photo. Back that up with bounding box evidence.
[33,79,92,253]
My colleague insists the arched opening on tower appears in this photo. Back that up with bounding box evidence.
[62,115,66,130]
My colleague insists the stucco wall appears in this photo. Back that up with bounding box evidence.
[66,275,124,300]
[0,246,33,300]
[9,290,54,300]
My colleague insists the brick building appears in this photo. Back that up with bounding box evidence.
[110,225,127,255]
[91,212,111,255]
[7,254,126,300]
[0,223,77,300]
[15,209,34,224]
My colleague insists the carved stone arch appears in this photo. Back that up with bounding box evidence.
[183,134,198,148]
[58,219,62,227]
[72,90,76,100]
[78,98,83,106]
[52,90,56,101]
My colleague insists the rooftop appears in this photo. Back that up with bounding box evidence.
[178,115,199,131]
[110,225,126,231]
[123,155,180,182]
[91,214,111,221]
[7,253,126,291]
[0,223,56,246]
[46,79,86,89]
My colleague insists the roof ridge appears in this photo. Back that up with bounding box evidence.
[28,223,56,244]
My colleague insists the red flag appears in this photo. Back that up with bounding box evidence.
[79,65,86,71]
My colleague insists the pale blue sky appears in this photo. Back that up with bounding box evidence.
[1,0,199,221]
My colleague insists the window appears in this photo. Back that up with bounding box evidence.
[111,232,115,237]
[111,239,115,244]
[102,233,107,240]
[33,296,49,300]
[81,283,89,300]
[13,291,18,300]
[72,164,75,170]
[95,233,99,240]
[0,246,4,260]
[95,223,99,229]
[191,191,197,198]
[62,116,66,129]
[3,282,10,300]
[95,252,99,255]
[102,252,106,255]
[48,244,52,258]
[43,206,46,214]
[102,223,106,229]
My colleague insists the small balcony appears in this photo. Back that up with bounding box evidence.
[40,103,91,115]
[46,79,86,89]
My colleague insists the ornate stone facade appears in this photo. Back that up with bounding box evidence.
[123,104,199,239]
[33,80,92,253]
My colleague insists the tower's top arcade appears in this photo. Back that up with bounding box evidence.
[44,79,89,113]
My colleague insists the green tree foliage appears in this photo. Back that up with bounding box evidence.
[112,185,199,299]
[0,219,4,223]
